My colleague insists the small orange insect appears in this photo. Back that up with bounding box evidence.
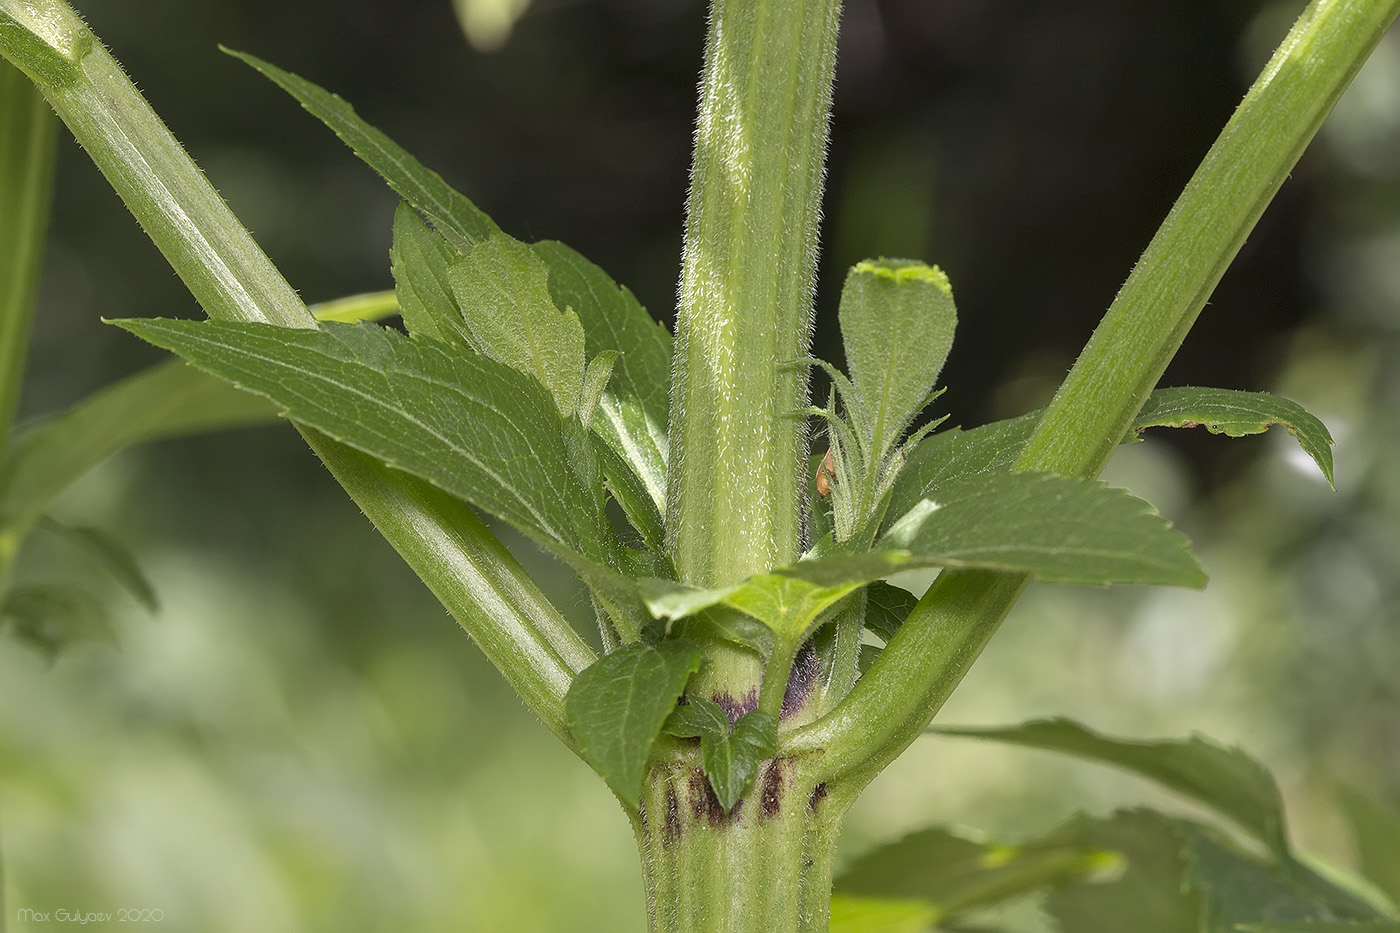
[815,448,835,498]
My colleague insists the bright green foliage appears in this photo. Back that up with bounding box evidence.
[827,896,937,933]
[390,201,460,343]
[931,717,1289,855]
[535,239,672,515]
[447,231,589,418]
[817,259,955,542]
[564,639,703,808]
[663,695,732,738]
[834,823,1111,922]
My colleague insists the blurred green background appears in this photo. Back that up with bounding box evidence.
[4,0,1400,929]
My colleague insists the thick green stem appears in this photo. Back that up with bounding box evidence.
[792,0,1400,788]
[0,0,593,741]
[0,60,55,454]
[638,754,848,933]
[667,0,841,589]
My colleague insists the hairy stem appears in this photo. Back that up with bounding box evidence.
[0,0,592,740]
[791,0,1400,785]
[667,0,841,588]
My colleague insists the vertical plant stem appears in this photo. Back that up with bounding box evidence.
[0,61,55,452]
[0,0,594,740]
[792,0,1400,785]
[668,0,842,589]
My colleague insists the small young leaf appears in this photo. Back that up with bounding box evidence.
[929,718,1288,855]
[1133,386,1334,488]
[578,351,620,431]
[828,896,938,933]
[863,580,918,642]
[110,319,617,569]
[662,695,731,738]
[880,473,1206,587]
[593,436,665,553]
[228,50,498,253]
[448,232,588,417]
[38,517,158,612]
[534,239,672,514]
[642,573,862,644]
[564,640,704,809]
[390,200,460,342]
[700,710,777,811]
[835,823,1111,919]
[838,259,956,464]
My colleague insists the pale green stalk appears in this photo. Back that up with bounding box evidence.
[0,0,594,742]
[790,0,1400,785]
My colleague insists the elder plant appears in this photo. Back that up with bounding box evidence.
[2,0,1400,930]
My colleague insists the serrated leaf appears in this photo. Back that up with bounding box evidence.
[828,896,937,933]
[701,710,776,811]
[534,240,672,514]
[447,232,587,417]
[835,824,1110,920]
[390,200,459,342]
[662,695,731,738]
[838,259,956,465]
[1337,787,1400,908]
[564,640,703,809]
[38,517,157,612]
[109,319,617,570]
[880,473,1206,587]
[930,718,1288,855]
[888,388,1335,528]
[1,358,276,529]
[863,580,918,642]
[1,584,113,658]
[1042,810,1198,933]
[228,49,498,253]
[1133,386,1334,487]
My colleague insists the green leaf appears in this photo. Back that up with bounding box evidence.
[888,388,1335,528]
[447,232,588,417]
[1185,829,1349,931]
[929,718,1288,855]
[592,435,665,553]
[0,358,276,529]
[662,694,731,738]
[642,572,862,644]
[534,239,672,515]
[828,896,937,933]
[700,709,776,811]
[838,259,956,464]
[835,823,1111,920]
[227,49,498,253]
[1131,386,1334,488]
[109,318,617,569]
[1337,787,1400,908]
[1042,810,1198,933]
[1,584,113,658]
[38,517,157,612]
[564,639,704,809]
[578,351,620,432]
[390,200,460,342]
[880,473,1206,587]
[863,580,918,642]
